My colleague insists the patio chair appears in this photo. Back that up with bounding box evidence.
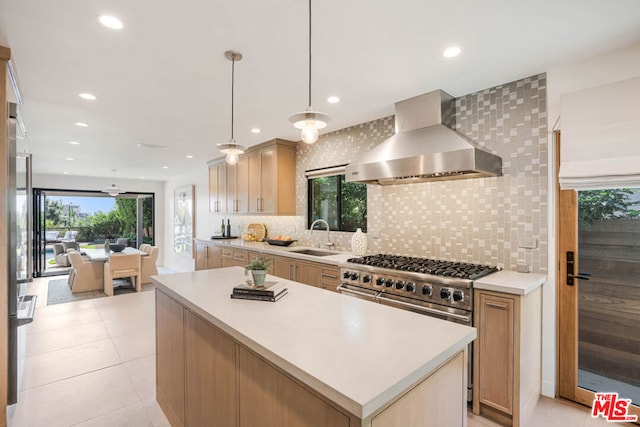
[53,243,70,267]
[104,253,141,296]
[140,245,159,285]
[67,250,104,293]
[61,230,78,242]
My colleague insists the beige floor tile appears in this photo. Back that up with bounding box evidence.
[141,399,172,427]
[467,411,501,426]
[11,365,139,427]
[21,338,120,390]
[112,328,156,362]
[25,320,110,357]
[26,305,102,335]
[103,313,155,339]
[94,292,155,321]
[123,355,156,402]
[72,402,153,427]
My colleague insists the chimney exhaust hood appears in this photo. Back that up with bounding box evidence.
[345,90,502,185]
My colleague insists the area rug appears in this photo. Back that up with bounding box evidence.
[47,279,155,306]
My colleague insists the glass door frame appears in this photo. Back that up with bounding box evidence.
[556,131,640,421]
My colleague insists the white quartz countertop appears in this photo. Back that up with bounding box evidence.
[473,270,546,295]
[194,237,356,265]
[153,267,476,419]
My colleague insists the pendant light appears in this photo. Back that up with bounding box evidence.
[102,169,125,196]
[217,50,246,165]
[288,0,329,144]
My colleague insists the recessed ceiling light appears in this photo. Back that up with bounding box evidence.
[251,128,261,134]
[327,96,340,104]
[162,166,169,169]
[68,141,80,145]
[186,155,194,159]
[63,171,69,175]
[79,93,97,100]
[139,176,145,179]
[97,15,123,30]
[74,122,89,127]
[442,46,461,58]
[65,157,74,161]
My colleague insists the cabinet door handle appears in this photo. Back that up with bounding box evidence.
[256,197,260,212]
[260,198,264,212]
[205,247,208,259]
[485,301,509,309]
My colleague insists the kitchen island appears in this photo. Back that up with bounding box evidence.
[153,267,476,427]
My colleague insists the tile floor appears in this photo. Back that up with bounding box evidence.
[7,275,634,426]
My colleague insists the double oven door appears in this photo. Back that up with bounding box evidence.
[337,282,474,402]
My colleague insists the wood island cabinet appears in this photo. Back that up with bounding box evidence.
[194,240,221,271]
[473,287,542,427]
[208,139,296,216]
[155,291,185,427]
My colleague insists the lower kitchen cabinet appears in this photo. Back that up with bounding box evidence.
[156,289,355,427]
[473,287,542,427]
[220,248,248,268]
[273,256,322,287]
[194,240,221,271]
[185,310,236,427]
[238,346,350,427]
[155,291,185,427]
[320,266,341,292]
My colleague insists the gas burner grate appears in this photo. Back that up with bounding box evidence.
[346,254,497,280]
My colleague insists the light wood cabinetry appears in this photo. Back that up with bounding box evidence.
[220,247,248,268]
[156,291,185,427]
[238,345,350,427]
[208,139,296,216]
[473,287,542,427]
[246,250,274,274]
[320,266,341,293]
[184,310,237,427]
[194,240,222,271]
[156,287,467,427]
[226,156,249,213]
[208,162,226,213]
[272,256,322,288]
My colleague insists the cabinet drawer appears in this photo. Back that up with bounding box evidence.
[221,248,247,262]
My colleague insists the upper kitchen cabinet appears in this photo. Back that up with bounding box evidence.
[208,139,296,216]
[226,156,249,214]
[208,162,227,214]
[248,139,296,215]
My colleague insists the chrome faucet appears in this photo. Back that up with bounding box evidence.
[309,219,335,248]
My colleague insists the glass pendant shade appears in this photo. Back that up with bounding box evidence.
[288,108,329,144]
[217,140,245,165]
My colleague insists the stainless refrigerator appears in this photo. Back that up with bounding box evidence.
[7,102,36,404]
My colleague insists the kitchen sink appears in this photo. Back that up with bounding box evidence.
[289,248,340,257]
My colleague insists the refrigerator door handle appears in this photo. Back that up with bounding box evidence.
[16,294,37,327]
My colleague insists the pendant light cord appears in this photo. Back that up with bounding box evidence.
[308,0,312,108]
[231,55,235,140]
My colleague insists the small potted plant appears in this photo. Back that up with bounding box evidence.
[244,258,273,287]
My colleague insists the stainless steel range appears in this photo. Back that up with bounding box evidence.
[338,254,499,401]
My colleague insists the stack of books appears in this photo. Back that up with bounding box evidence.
[230,281,288,302]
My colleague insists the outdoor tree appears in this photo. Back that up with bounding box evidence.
[44,199,64,226]
[578,188,640,229]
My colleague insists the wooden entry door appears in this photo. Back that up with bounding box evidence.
[556,131,640,422]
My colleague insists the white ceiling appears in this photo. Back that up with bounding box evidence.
[1,0,640,181]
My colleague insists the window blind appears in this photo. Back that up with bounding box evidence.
[559,76,640,190]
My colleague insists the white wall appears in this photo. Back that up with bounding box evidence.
[163,168,211,272]
[543,43,640,397]
[33,173,166,265]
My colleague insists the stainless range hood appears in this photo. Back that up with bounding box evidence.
[345,90,502,185]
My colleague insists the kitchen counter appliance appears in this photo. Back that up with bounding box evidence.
[338,253,498,401]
